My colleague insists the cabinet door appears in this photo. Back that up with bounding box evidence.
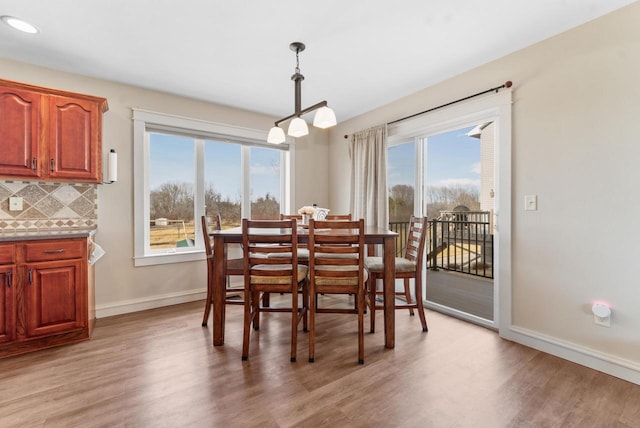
[48,95,102,183]
[0,266,16,343]
[25,259,86,337]
[0,86,42,178]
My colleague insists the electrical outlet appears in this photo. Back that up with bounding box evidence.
[9,196,23,211]
[594,314,611,327]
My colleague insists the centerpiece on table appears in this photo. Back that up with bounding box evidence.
[298,206,316,225]
[298,205,331,224]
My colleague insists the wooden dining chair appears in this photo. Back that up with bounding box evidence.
[308,218,367,364]
[201,214,244,326]
[365,216,428,333]
[241,218,308,362]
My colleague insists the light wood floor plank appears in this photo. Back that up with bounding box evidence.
[1,296,638,428]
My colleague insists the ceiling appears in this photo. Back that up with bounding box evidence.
[0,1,635,122]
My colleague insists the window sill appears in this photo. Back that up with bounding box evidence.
[134,250,206,267]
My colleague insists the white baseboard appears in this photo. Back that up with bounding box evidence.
[96,289,206,318]
[502,325,640,386]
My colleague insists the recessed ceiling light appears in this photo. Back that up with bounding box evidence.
[1,15,39,34]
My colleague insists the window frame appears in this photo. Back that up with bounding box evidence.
[133,109,294,266]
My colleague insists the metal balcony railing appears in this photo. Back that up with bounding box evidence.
[388,212,493,279]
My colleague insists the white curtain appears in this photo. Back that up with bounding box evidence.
[349,124,388,229]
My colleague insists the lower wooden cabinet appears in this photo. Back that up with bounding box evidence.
[0,265,16,344]
[0,236,95,358]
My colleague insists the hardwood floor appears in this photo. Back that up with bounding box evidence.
[1,296,639,428]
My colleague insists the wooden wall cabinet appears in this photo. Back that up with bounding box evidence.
[0,237,95,358]
[0,79,108,183]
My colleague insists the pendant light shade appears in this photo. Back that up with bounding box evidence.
[287,117,309,138]
[312,106,337,129]
[267,42,337,143]
[267,126,286,144]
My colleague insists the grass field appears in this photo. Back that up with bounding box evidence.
[149,219,241,249]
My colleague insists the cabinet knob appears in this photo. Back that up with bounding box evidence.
[32,157,37,171]
[28,269,33,285]
[5,271,11,288]
[50,158,55,172]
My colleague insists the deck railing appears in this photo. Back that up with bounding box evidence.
[428,214,493,279]
[388,212,493,279]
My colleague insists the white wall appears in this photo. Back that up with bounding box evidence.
[328,3,640,382]
[0,58,330,315]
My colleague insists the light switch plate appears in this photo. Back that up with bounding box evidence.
[9,196,23,211]
[524,195,537,211]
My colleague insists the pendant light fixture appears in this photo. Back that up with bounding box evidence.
[267,42,337,144]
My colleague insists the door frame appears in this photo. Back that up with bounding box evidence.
[387,89,512,331]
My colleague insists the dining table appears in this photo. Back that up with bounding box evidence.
[210,225,398,349]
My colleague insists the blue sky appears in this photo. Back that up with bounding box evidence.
[150,125,480,201]
[387,125,480,190]
[149,134,280,201]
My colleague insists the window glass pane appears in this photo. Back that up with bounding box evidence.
[425,126,480,220]
[387,142,415,223]
[204,140,242,228]
[149,133,196,250]
[250,146,280,220]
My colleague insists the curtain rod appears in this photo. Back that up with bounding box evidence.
[344,80,512,139]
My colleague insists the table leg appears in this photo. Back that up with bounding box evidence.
[213,236,226,346]
[383,235,395,348]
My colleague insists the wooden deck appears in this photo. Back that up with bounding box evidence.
[426,269,494,320]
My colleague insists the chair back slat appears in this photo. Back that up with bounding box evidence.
[403,216,428,264]
[325,214,352,221]
[280,214,303,221]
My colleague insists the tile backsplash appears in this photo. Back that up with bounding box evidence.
[0,181,97,232]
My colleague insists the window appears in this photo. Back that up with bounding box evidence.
[133,109,293,266]
[387,140,416,223]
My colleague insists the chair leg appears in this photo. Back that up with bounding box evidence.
[358,286,365,365]
[414,273,428,332]
[368,277,376,333]
[308,284,316,363]
[202,280,213,327]
[252,290,261,331]
[241,287,252,361]
[404,278,415,316]
[302,279,309,332]
[291,287,298,362]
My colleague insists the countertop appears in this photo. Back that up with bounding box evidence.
[0,228,97,242]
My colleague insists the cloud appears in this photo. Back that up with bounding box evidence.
[250,164,280,176]
[434,178,480,189]
[471,162,481,175]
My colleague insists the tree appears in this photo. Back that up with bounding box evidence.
[389,184,414,222]
[150,182,194,220]
[425,184,479,220]
[251,192,280,220]
[387,183,480,222]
